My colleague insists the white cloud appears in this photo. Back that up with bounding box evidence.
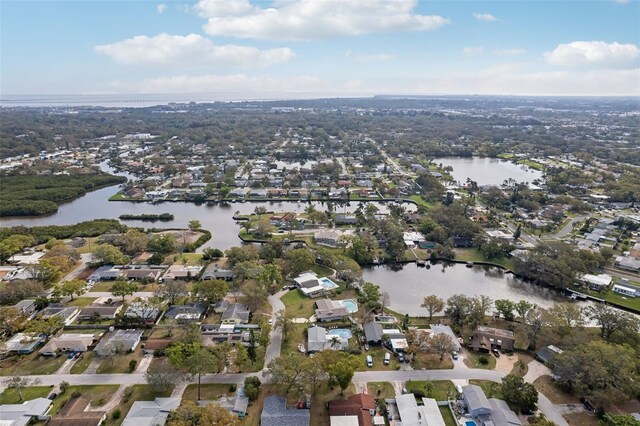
[494,48,526,56]
[544,41,639,68]
[196,0,450,41]
[463,47,484,55]
[95,33,294,68]
[473,13,498,22]
[156,3,166,14]
[344,50,394,62]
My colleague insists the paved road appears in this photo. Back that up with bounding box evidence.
[62,253,94,282]
[603,267,640,282]
[505,221,539,246]
[544,215,587,240]
[84,291,156,298]
[264,290,287,366]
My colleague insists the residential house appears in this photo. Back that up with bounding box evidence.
[394,394,445,426]
[315,299,350,322]
[39,333,97,356]
[212,300,230,314]
[363,322,383,345]
[469,326,515,352]
[48,397,106,426]
[615,256,640,272]
[78,304,123,321]
[86,265,123,283]
[328,393,379,426]
[200,323,255,345]
[334,214,359,225]
[578,273,613,291]
[125,302,160,324]
[487,398,522,426]
[535,345,564,366]
[164,303,206,322]
[462,385,492,417]
[161,264,203,281]
[315,230,345,247]
[8,251,46,265]
[13,300,36,316]
[613,282,640,298]
[430,325,461,352]
[260,396,310,426]
[142,339,172,355]
[0,398,52,426]
[201,264,235,281]
[307,326,348,353]
[199,396,249,418]
[221,303,250,324]
[122,267,165,282]
[38,305,79,325]
[94,329,143,356]
[2,333,46,355]
[121,398,181,426]
[385,332,409,353]
[293,271,334,298]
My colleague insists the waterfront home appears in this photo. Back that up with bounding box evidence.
[314,299,350,322]
[363,322,384,345]
[307,326,349,353]
[613,282,640,298]
[469,326,515,352]
[293,271,338,298]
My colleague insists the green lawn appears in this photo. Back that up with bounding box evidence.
[367,382,396,399]
[517,159,546,171]
[182,384,236,401]
[463,350,496,370]
[405,380,456,401]
[96,349,143,374]
[440,405,457,426]
[65,297,97,308]
[0,386,51,404]
[89,281,113,292]
[310,264,334,277]
[104,384,173,426]
[454,248,515,270]
[70,351,94,374]
[49,385,118,416]
[0,353,66,376]
[280,324,308,355]
[469,380,503,399]
[408,195,435,208]
[497,153,515,159]
[412,353,454,370]
[572,286,640,312]
[281,289,316,318]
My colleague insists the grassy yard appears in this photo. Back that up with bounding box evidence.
[469,380,503,399]
[571,286,640,312]
[533,375,580,404]
[564,412,600,426]
[280,323,308,355]
[367,382,396,399]
[281,289,316,318]
[454,248,515,270]
[49,385,118,416]
[70,351,94,374]
[408,195,435,208]
[89,281,113,292]
[96,348,143,374]
[412,353,454,370]
[405,380,456,401]
[0,353,67,376]
[65,297,97,308]
[311,264,334,277]
[463,350,496,370]
[0,386,51,404]
[182,384,236,401]
[104,384,173,426]
[357,347,401,371]
[440,405,458,426]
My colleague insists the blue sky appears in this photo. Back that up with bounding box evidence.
[1,0,639,97]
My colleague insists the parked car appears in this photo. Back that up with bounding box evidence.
[452,352,459,360]
[492,349,501,358]
[74,352,81,359]
[384,352,390,365]
[397,353,405,363]
[67,352,76,359]
[364,343,369,351]
[366,355,373,368]
[48,393,57,400]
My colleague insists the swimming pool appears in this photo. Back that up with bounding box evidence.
[327,328,353,340]
[320,277,339,290]
[339,299,358,313]
[465,421,477,426]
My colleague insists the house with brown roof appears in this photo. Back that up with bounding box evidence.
[469,326,515,352]
[48,397,106,426]
[328,393,377,426]
[142,339,172,355]
[78,304,123,321]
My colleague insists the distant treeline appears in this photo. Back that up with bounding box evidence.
[119,213,174,222]
[0,219,128,246]
[0,173,126,217]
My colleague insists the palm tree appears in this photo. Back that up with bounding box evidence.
[329,336,341,350]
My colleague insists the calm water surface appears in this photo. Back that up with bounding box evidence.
[434,157,543,186]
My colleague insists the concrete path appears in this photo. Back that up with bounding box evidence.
[171,381,189,398]
[92,384,125,413]
[56,357,77,375]
[135,354,154,374]
[523,360,551,383]
[264,290,287,366]
[84,358,103,374]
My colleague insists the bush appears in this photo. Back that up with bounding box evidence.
[412,390,425,398]
[229,384,237,392]
[128,360,138,372]
[479,355,489,365]
[71,390,81,398]
[59,381,69,394]
[112,409,121,420]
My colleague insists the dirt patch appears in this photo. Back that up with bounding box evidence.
[495,351,517,374]
[564,412,599,426]
[533,375,580,404]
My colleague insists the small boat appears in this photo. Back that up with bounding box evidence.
[466,261,474,268]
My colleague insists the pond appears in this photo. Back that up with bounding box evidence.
[433,157,543,186]
[362,262,582,316]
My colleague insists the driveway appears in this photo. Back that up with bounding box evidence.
[264,290,287,366]
[524,360,551,383]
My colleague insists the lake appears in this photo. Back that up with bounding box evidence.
[363,262,579,316]
[433,157,543,186]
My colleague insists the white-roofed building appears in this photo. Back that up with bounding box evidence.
[394,394,445,426]
[121,397,181,426]
[0,398,52,426]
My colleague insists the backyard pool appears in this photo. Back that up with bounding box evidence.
[339,299,358,313]
[320,277,339,290]
[327,328,353,340]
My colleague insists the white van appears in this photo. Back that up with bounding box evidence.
[366,355,373,368]
[383,352,391,365]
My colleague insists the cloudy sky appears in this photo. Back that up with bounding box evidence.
[1,0,639,97]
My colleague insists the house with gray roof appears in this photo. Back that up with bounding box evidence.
[164,303,206,322]
[2,333,46,355]
[430,324,461,352]
[307,325,348,353]
[363,322,383,345]
[13,300,36,316]
[462,385,492,417]
[488,398,522,426]
[121,397,181,426]
[261,395,310,426]
[201,264,235,281]
[39,304,79,325]
[221,303,250,324]
[314,299,349,322]
[94,329,143,356]
[0,398,52,426]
